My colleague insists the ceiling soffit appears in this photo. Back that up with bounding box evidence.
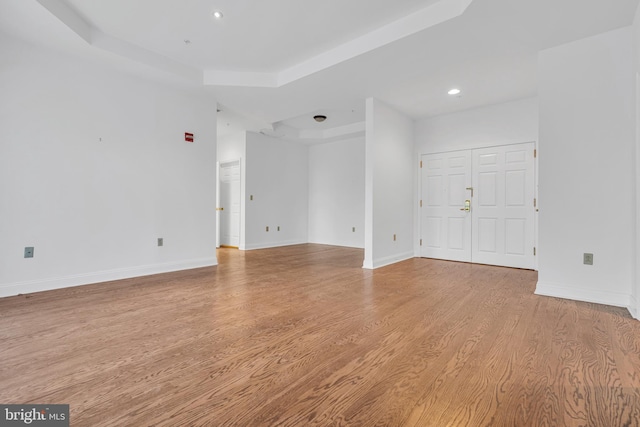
[35,0,473,88]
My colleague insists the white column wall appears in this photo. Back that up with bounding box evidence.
[363,98,415,269]
[633,5,640,319]
[537,27,635,308]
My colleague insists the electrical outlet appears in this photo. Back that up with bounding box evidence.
[157,238,163,247]
[277,226,280,231]
[583,253,593,265]
[24,247,34,258]
[250,195,254,201]
[393,234,397,241]
[266,226,269,232]
[352,227,355,232]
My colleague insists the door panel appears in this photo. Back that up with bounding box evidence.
[448,173,466,205]
[426,176,442,206]
[472,143,535,269]
[477,218,497,253]
[425,217,442,248]
[505,219,526,255]
[447,217,466,250]
[420,151,472,262]
[478,172,497,205]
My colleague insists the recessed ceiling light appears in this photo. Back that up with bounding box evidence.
[212,10,223,19]
[448,88,461,95]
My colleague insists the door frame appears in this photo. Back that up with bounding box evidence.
[217,158,242,249]
[418,142,538,270]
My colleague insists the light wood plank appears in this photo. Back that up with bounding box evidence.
[0,244,639,426]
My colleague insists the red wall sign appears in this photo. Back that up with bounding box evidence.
[185,132,194,143]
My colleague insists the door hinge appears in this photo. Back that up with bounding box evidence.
[534,198,537,208]
[420,160,423,168]
[420,200,423,208]
[533,247,536,256]
[534,149,537,158]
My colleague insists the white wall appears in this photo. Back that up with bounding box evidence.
[363,98,414,268]
[244,132,309,250]
[308,137,365,248]
[0,36,218,297]
[414,97,538,154]
[634,6,640,319]
[537,27,635,308]
[218,131,245,163]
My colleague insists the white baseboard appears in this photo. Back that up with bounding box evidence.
[0,257,218,298]
[243,240,307,251]
[362,251,414,270]
[535,281,631,308]
[307,239,364,249]
[629,294,639,319]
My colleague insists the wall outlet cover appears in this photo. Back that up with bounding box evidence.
[583,253,593,265]
[24,247,34,258]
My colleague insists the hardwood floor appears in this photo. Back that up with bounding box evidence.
[1,244,639,426]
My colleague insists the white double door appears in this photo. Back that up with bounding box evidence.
[420,143,535,269]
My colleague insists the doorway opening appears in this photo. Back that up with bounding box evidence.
[217,159,241,249]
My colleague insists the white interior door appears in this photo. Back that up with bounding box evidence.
[219,160,241,248]
[472,143,535,269]
[420,143,535,269]
[420,151,472,262]
[216,162,220,248]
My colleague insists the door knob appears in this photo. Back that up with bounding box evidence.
[216,207,224,211]
[459,200,471,212]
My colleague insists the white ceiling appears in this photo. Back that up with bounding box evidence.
[1,0,639,143]
[64,0,444,73]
